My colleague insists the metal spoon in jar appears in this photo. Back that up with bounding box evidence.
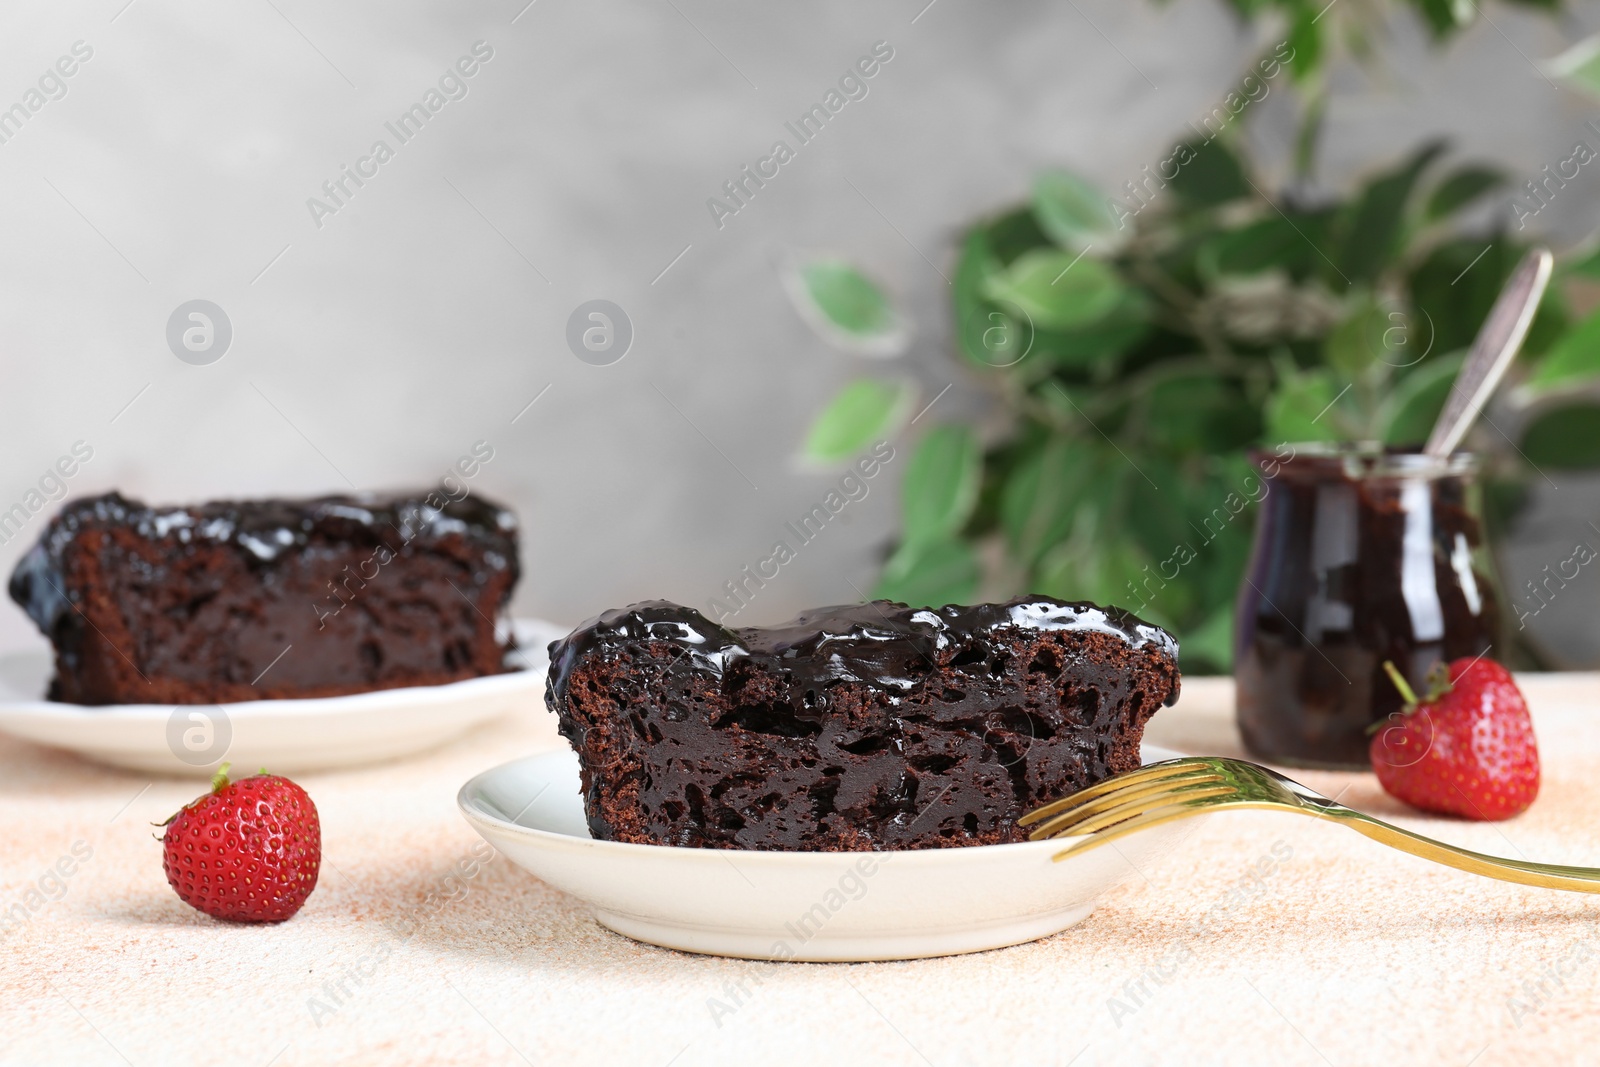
[1422,246,1554,458]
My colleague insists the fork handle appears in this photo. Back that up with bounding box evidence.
[1327,807,1600,894]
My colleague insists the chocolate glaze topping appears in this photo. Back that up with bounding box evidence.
[549,596,1179,734]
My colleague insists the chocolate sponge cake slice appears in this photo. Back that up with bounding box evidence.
[10,490,520,705]
[547,597,1180,851]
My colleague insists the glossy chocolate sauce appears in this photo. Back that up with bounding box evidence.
[548,596,1179,717]
[1234,448,1501,768]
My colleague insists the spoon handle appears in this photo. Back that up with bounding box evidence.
[1423,247,1553,458]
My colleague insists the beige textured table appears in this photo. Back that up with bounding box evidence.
[4,674,1600,1066]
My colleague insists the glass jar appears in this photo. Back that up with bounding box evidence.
[1234,444,1502,769]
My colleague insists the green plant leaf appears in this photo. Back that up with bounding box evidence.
[1199,207,1339,284]
[1286,6,1324,80]
[1377,350,1465,445]
[803,262,892,334]
[1124,456,1251,632]
[981,250,1126,331]
[1000,437,1093,566]
[954,222,1050,370]
[1424,165,1506,221]
[801,379,911,465]
[1412,0,1475,37]
[1033,325,1146,372]
[901,425,982,547]
[872,537,979,607]
[1200,217,1306,277]
[1564,240,1600,280]
[1181,603,1235,673]
[1521,284,1570,360]
[1166,139,1250,207]
[1036,539,1155,621]
[785,259,907,357]
[1189,468,1256,611]
[1323,296,1388,378]
[953,228,1007,368]
[1527,306,1600,392]
[1333,140,1447,284]
[1546,33,1600,101]
[1032,170,1125,253]
[1408,237,1518,355]
[1122,454,1191,562]
[1521,403,1600,469]
[1264,368,1344,443]
[968,308,1034,369]
[986,205,1055,265]
[1144,375,1261,453]
[1028,288,1152,370]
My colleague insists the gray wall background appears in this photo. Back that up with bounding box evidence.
[2,0,1599,652]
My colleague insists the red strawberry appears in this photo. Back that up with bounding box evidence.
[1369,657,1539,821]
[160,763,321,922]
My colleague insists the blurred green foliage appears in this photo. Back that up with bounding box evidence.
[1209,0,1560,61]
[796,1,1600,672]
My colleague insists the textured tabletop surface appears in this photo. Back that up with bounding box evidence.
[4,673,1599,1067]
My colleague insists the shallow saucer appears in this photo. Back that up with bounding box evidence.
[0,618,568,776]
[457,743,1191,962]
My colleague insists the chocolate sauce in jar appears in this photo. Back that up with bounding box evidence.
[1234,445,1502,768]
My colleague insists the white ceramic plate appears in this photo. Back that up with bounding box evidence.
[458,744,1191,962]
[0,618,568,776]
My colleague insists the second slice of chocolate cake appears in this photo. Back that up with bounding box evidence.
[10,490,520,705]
[548,597,1180,851]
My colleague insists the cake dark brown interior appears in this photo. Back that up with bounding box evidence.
[547,597,1180,851]
[9,490,520,705]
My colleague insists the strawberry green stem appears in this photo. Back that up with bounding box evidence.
[1382,661,1418,710]
[157,761,236,831]
[1423,662,1455,704]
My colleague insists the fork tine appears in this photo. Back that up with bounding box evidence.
[1017,759,1214,827]
[1028,781,1237,840]
[1021,772,1226,840]
[1047,797,1231,862]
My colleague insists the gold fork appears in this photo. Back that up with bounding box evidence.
[1018,756,1600,893]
